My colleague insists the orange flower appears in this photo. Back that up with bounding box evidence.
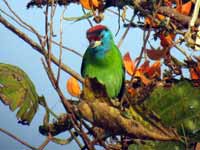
[180,1,192,16]
[164,0,172,7]
[127,88,136,97]
[145,14,165,27]
[156,14,165,20]
[189,63,200,80]
[160,33,175,48]
[123,52,136,76]
[175,1,192,16]
[135,70,151,85]
[175,0,182,12]
[139,60,150,73]
[190,68,199,80]
[80,0,102,10]
[66,77,81,97]
[146,61,161,78]
[123,53,161,84]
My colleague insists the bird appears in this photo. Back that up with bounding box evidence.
[81,25,125,99]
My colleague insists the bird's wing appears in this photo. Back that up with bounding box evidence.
[81,48,90,77]
[113,44,125,99]
[118,65,125,99]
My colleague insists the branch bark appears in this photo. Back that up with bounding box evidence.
[158,6,200,28]
[27,0,200,29]
[78,100,180,141]
[78,79,180,142]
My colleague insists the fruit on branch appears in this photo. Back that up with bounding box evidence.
[66,77,81,97]
[81,25,125,99]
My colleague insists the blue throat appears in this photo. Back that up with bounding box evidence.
[92,30,113,59]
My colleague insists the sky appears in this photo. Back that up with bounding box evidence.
[0,1,144,150]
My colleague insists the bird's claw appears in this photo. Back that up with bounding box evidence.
[110,98,120,107]
[121,109,132,119]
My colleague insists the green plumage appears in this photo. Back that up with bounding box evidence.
[81,26,124,98]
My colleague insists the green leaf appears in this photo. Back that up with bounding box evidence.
[0,63,39,124]
[51,137,73,145]
[128,141,185,150]
[144,80,200,142]
[63,11,93,22]
[127,80,200,150]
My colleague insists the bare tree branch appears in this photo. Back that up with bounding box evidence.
[0,128,38,150]
[0,15,84,83]
[158,6,200,28]
[41,58,94,149]
[117,14,134,48]
[57,7,66,84]
[38,136,51,150]
[52,40,82,57]
[3,0,42,44]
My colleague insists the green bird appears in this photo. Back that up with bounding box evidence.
[81,25,125,99]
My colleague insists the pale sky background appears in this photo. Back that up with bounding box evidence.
[1,1,199,150]
[0,1,144,150]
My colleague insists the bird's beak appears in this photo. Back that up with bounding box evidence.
[90,40,102,48]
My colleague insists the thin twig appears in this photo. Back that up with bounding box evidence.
[174,44,190,59]
[106,9,130,23]
[0,15,84,82]
[44,2,49,49]
[131,28,151,80]
[117,14,134,48]
[82,7,93,27]
[47,0,55,66]
[168,37,190,59]
[39,96,59,119]
[52,40,82,57]
[3,0,42,44]
[115,8,121,36]
[0,128,38,150]
[42,62,91,150]
[186,0,200,50]
[41,59,94,150]
[57,7,67,84]
[38,136,51,150]
[69,130,83,149]
[189,0,200,27]
[42,19,95,147]
[107,8,147,31]
[130,0,162,79]
[0,7,35,35]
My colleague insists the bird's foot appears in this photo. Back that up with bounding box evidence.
[110,98,120,107]
[121,108,133,119]
[110,99,132,119]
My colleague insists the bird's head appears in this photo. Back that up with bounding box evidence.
[86,25,113,51]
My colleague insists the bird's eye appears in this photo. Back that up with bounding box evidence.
[100,34,104,39]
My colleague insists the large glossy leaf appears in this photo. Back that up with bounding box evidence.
[128,141,185,150]
[144,80,200,141]
[0,63,39,125]
[130,80,200,150]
